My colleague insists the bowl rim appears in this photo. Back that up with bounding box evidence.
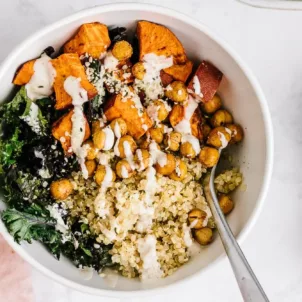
[0,2,274,298]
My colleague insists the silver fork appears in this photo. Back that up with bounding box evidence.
[203,151,269,302]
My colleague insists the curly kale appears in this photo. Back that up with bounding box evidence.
[2,204,61,258]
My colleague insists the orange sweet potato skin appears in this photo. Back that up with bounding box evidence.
[64,23,111,58]
[51,53,97,110]
[52,110,90,153]
[169,104,204,140]
[163,60,193,82]
[13,60,35,85]
[137,21,187,64]
[104,94,152,139]
[188,61,223,102]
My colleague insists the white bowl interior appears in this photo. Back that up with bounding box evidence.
[0,5,271,294]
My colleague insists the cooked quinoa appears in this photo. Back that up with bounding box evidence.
[214,168,243,194]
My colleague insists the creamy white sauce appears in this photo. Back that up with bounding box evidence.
[64,76,89,178]
[134,53,173,101]
[137,235,162,280]
[192,75,203,98]
[123,141,136,170]
[113,122,121,138]
[174,96,198,135]
[146,102,160,124]
[149,141,167,167]
[103,51,119,72]
[136,149,145,171]
[46,204,69,238]
[25,54,56,101]
[98,152,110,165]
[121,165,129,178]
[218,131,228,149]
[102,127,115,151]
[181,134,201,156]
[183,223,193,248]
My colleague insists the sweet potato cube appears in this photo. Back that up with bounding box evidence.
[163,60,193,83]
[52,110,90,153]
[104,93,152,139]
[13,60,35,85]
[188,61,223,102]
[137,21,187,64]
[169,103,204,140]
[64,22,111,58]
[51,53,97,110]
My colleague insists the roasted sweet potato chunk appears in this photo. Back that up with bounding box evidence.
[52,110,90,153]
[137,21,187,64]
[188,61,223,102]
[64,22,111,58]
[104,93,152,139]
[13,60,35,85]
[51,53,97,110]
[163,60,193,82]
[169,103,204,140]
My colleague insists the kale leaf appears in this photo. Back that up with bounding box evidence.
[2,204,62,258]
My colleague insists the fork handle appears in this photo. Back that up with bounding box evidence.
[205,175,269,302]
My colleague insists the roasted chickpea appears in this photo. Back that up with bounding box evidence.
[93,128,106,150]
[201,94,222,114]
[116,159,135,179]
[199,146,220,168]
[194,227,213,245]
[110,118,128,137]
[132,62,146,80]
[169,159,187,181]
[140,139,160,150]
[148,125,164,144]
[134,149,151,171]
[117,135,137,158]
[155,153,176,175]
[210,109,233,128]
[85,160,97,177]
[226,124,244,144]
[180,141,197,158]
[164,131,182,151]
[95,165,116,186]
[165,81,188,103]
[188,209,207,229]
[92,120,101,133]
[112,40,133,61]
[84,140,99,160]
[219,194,234,215]
[207,127,231,148]
[147,99,171,122]
[202,124,212,140]
[50,179,73,200]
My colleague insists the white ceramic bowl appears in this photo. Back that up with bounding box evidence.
[0,3,273,297]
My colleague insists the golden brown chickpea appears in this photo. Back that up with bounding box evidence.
[219,194,234,215]
[147,99,170,122]
[110,118,128,137]
[199,146,220,168]
[180,141,197,158]
[201,94,222,114]
[134,149,151,171]
[93,128,106,150]
[169,159,187,181]
[148,125,164,144]
[117,135,137,158]
[210,109,233,128]
[50,179,73,200]
[207,127,232,148]
[188,209,207,229]
[85,160,97,177]
[194,227,213,245]
[202,124,212,140]
[116,159,135,179]
[155,153,176,176]
[95,165,116,185]
[164,131,182,151]
[92,120,101,133]
[140,139,161,150]
[226,124,244,144]
[112,40,133,61]
[132,62,146,80]
[165,81,188,103]
[84,140,99,160]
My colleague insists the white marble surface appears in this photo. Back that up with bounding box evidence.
[0,0,301,301]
